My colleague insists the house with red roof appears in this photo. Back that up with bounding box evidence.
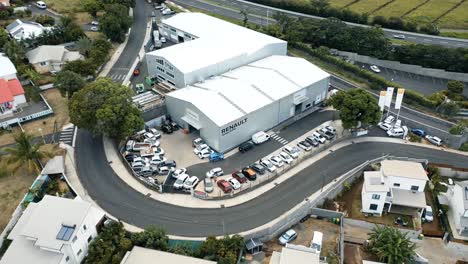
[0,78,26,116]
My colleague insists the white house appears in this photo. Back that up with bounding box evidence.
[0,55,17,80]
[26,45,84,74]
[361,160,429,216]
[6,19,50,41]
[120,246,216,264]
[446,180,468,236]
[0,78,26,116]
[0,195,106,264]
[269,244,321,264]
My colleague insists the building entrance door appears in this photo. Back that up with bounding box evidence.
[294,103,303,115]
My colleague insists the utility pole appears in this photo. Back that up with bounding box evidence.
[266,9,269,27]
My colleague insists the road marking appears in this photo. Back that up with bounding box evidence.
[441,41,448,44]
[408,36,416,39]
[423,39,432,42]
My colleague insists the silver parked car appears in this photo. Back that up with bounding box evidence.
[204,178,214,193]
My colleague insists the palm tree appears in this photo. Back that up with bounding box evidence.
[367,225,416,264]
[23,68,41,84]
[75,37,92,57]
[3,39,25,65]
[4,132,51,173]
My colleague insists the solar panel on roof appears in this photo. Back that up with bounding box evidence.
[56,225,75,241]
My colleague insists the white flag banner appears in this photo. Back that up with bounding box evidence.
[384,87,394,108]
[378,91,386,111]
[395,88,405,110]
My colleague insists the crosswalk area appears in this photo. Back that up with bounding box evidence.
[109,73,126,82]
[270,132,289,145]
[59,125,76,147]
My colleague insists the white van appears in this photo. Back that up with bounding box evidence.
[252,131,270,144]
[310,231,323,254]
[36,1,47,9]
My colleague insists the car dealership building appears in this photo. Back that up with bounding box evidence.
[146,13,330,152]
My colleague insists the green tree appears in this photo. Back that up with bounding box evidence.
[23,68,41,84]
[63,59,97,76]
[59,16,85,42]
[273,12,294,35]
[437,102,460,117]
[0,30,9,48]
[35,14,55,26]
[447,80,464,94]
[85,221,131,264]
[367,225,416,264]
[89,37,112,65]
[131,226,169,251]
[69,78,144,140]
[4,132,50,173]
[100,4,132,42]
[3,40,25,65]
[76,37,93,57]
[54,70,86,98]
[239,9,249,27]
[81,0,103,17]
[195,235,243,264]
[329,88,381,129]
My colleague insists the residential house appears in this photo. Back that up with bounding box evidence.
[0,0,10,7]
[446,180,468,236]
[26,45,83,74]
[0,195,106,264]
[361,160,429,216]
[0,78,26,116]
[269,244,322,264]
[120,246,217,264]
[0,55,17,80]
[6,19,50,41]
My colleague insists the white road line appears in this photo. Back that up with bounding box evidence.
[408,36,416,39]
[441,41,448,44]
[423,39,432,42]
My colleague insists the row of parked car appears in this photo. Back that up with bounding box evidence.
[378,115,442,146]
[192,138,224,161]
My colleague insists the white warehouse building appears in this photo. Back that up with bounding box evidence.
[146,12,287,88]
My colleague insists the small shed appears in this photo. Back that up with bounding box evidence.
[245,238,263,255]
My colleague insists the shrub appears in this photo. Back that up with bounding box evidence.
[35,15,55,26]
[459,142,468,152]
[408,132,421,143]
[343,181,351,191]
[24,85,41,102]
[449,122,466,135]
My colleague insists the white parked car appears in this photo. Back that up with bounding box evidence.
[394,119,402,128]
[283,146,301,159]
[36,1,47,9]
[324,125,336,134]
[370,65,381,73]
[153,147,165,156]
[252,131,270,144]
[91,21,99,25]
[279,152,293,164]
[227,178,241,190]
[183,176,200,190]
[171,168,187,179]
[425,135,442,146]
[160,37,166,43]
[150,155,166,165]
[310,231,323,254]
[148,128,161,139]
[90,26,99,32]
[384,115,395,124]
[173,174,189,189]
[387,127,404,137]
[378,122,393,131]
[269,155,284,168]
[162,8,174,15]
[260,159,276,172]
[157,166,171,175]
[204,178,214,193]
[206,167,223,178]
[423,205,433,222]
[312,132,326,144]
[198,148,212,159]
[193,144,209,155]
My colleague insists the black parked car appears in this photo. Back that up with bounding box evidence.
[239,141,254,153]
[161,124,173,134]
[125,153,137,162]
[250,163,266,175]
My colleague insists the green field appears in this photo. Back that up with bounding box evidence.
[326,0,468,30]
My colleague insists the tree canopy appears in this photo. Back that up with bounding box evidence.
[4,132,50,173]
[329,88,381,129]
[447,80,464,94]
[100,3,132,42]
[368,225,416,264]
[54,70,86,98]
[195,235,244,264]
[69,78,144,140]
[131,226,169,251]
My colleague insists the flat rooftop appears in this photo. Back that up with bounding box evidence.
[381,160,429,181]
[120,246,216,264]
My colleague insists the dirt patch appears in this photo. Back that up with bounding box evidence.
[344,243,379,264]
[0,89,69,146]
[422,191,444,237]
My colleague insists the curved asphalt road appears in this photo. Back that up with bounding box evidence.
[76,129,468,237]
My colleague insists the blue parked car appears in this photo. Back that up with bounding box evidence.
[209,152,224,162]
[411,128,426,137]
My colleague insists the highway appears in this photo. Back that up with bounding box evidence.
[172,0,468,49]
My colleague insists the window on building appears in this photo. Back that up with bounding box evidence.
[87,235,92,243]
[83,224,87,231]
[72,236,77,243]
[305,103,311,108]
[167,80,175,86]
[166,64,173,71]
[372,194,380,200]
[156,59,164,65]
[77,249,82,256]
[66,256,69,262]
[411,185,419,191]
[369,204,378,210]
[387,191,391,197]
[166,72,174,78]
[157,75,165,81]
[40,61,47,66]
[393,183,400,187]
[170,28,176,32]
[157,66,165,73]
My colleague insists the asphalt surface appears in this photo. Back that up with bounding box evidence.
[173,0,468,49]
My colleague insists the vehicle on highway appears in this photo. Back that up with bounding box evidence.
[311,231,323,254]
[297,140,312,151]
[411,128,426,137]
[269,155,284,168]
[393,34,405,39]
[161,124,173,134]
[91,20,99,26]
[192,138,204,148]
[279,152,293,164]
[283,146,301,159]
[305,136,319,147]
[198,148,212,159]
[324,125,336,135]
[36,1,47,9]
[90,26,99,32]
[318,129,334,140]
[279,229,297,245]
[228,178,241,190]
[378,122,393,131]
[370,65,381,73]
[206,167,223,178]
[232,171,248,183]
[150,155,166,165]
[260,159,276,172]
[204,178,213,193]
[387,127,405,137]
[239,141,254,153]
[183,176,200,190]
[171,168,187,179]
[242,167,257,181]
[425,135,442,146]
[252,131,270,144]
[311,132,326,144]
[217,179,232,193]
[193,144,209,155]
[384,115,395,124]
[173,174,189,189]
[209,152,224,162]
[423,205,433,222]
[158,160,176,169]
[251,163,266,175]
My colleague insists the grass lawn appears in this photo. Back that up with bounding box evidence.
[0,144,65,233]
[406,0,460,25]
[347,0,389,15]
[373,0,426,18]
[440,31,468,39]
[327,0,356,8]
[438,1,468,29]
[0,89,69,147]
[43,0,84,13]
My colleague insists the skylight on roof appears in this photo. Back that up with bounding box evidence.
[56,225,75,241]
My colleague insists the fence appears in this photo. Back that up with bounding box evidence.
[0,94,54,129]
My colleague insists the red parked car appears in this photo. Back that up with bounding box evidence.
[133,68,141,76]
[232,171,248,183]
[217,179,232,193]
